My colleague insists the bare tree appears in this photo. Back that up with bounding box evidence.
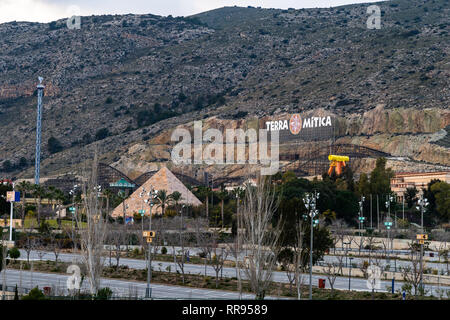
[109,223,127,268]
[278,248,296,295]
[76,152,108,296]
[294,215,306,300]
[206,229,227,288]
[330,219,348,254]
[352,233,366,256]
[170,215,189,284]
[21,221,38,263]
[323,260,340,294]
[193,217,212,278]
[240,175,282,300]
[49,231,65,267]
[365,233,381,265]
[400,242,425,296]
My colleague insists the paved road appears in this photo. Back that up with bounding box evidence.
[17,250,450,296]
[2,269,270,299]
[104,246,449,271]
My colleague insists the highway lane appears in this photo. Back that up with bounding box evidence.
[2,269,275,299]
[18,250,450,296]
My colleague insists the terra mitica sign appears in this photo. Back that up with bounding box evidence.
[262,114,334,142]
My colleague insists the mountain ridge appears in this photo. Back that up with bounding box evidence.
[0,0,448,179]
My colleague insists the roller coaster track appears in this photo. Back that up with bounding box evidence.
[132,170,204,187]
[98,163,137,188]
[97,144,390,188]
[280,143,391,176]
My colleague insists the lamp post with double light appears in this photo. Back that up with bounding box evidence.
[144,187,158,299]
[68,184,78,252]
[358,196,365,237]
[303,190,320,300]
[385,195,394,255]
[416,195,429,293]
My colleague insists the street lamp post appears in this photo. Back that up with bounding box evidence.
[416,195,429,293]
[358,196,365,237]
[139,190,146,238]
[349,257,354,290]
[385,195,394,256]
[343,241,351,268]
[69,184,78,252]
[144,187,158,299]
[303,191,320,300]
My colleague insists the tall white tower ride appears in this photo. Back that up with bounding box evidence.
[34,76,44,185]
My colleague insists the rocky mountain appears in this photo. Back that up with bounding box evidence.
[0,0,448,181]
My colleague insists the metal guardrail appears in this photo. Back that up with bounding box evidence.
[316,261,449,276]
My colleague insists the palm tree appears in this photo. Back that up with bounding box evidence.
[54,188,66,228]
[32,184,45,225]
[103,189,114,217]
[155,189,169,245]
[16,181,32,227]
[47,186,56,216]
[155,189,169,217]
[217,188,228,229]
[196,186,210,220]
[170,191,182,215]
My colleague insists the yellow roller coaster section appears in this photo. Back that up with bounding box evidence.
[328,155,349,176]
[328,155,349,162]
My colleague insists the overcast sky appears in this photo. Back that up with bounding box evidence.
[0,0,385,23]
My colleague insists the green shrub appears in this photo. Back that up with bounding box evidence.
[161,247,168,255]
[96,287,113,300]
[8,247,20,260]
[22,287,46,300]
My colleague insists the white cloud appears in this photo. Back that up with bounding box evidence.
[0,0,386,23]
[0,0,69,23]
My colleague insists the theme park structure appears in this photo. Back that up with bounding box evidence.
[279,143,391,176]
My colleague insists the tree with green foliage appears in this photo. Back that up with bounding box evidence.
[274,192,333,267]
[369,158,394,196]
[2,160,13,172]
[357,173,370,197]
[32,184,46,224]
[404,187,418,209]
[21,287,46,300]
[14,285,19,300]
[96,287,113,300]
[423,179,440,221]
[217,189,228,228]
[0,182,13,223]
[16,180,32,227]
[334,190,359,226]
[0,245,3,273]
[95,127,110,141]
[8,247,20,260]
[47,136,63,154]
[430,181,450,223]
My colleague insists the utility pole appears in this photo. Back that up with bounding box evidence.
[358,196,365,236]
[69,185,78,253]
[8,183,16,242]
[145,187,158,299]
[416,195,429,293]
[34,77,44,185]
[377,195,379,231]
[385,195,394,254]
[370,194,373,229]
[348,257,354,290]
[303,191,319,300]
[402,197,405,221]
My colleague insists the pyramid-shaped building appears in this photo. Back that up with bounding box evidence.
[111,167,202,218]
